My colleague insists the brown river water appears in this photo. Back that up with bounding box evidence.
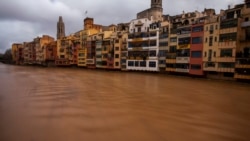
[0,63,250,141]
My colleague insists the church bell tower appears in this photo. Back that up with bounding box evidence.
[151,0,162,9]
[57,16,65,39]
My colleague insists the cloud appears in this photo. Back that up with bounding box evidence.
[0,0,244,53]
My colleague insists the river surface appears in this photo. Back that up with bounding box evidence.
[0,63,250,141]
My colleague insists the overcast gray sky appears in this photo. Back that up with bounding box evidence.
[0,0,243,53]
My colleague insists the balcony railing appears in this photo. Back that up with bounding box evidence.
[216,57,235,62]
[176,68,189,73]
[176,57,190,63]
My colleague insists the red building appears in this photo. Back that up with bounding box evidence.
[45,41,57,66]
[189,18,205,76]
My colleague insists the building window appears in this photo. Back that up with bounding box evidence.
[191,51,202,58]
[169,46,177,53]
[219,33,237,42]
[220,49,233,57]
[191,64,201,70]
[149,61,156,68]
[159,50,166,57]
[192,37,202,44]
[140,61,146,67]
[115,54,119,58]
[115,62,119,66]
[215,24,218,30]
[135,61,139,67]
[205,62,216,68]
[220,19,238,29]
[177,49,190,57]
[218,63,234,68]
[204,51,207,57]
[209,36,213,46]
[159,42,168,47]
[205,38,208,43]
[115,47,119,51]
[138,27,141,32]
[170,37,177,42]
[215,37,217,42]
[128,61,134,66]
[149,50,157,57]
[178,37,190,45]
[159,60,165,65]
[149,40,157,46]
[245,17,249,21]
[192,26,203,32]
[214,51,216,57]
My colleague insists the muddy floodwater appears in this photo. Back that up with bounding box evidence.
[0,63,250,141]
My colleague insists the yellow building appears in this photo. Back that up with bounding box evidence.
[120,31,128,71]
[217,7,241,79]
[235,1,250,80]
[95,31,113,69]
[56,35,73,66]
[11,43,23,64]
[203,15,221,77]
[110,30,128,70]
[78,17,101,67]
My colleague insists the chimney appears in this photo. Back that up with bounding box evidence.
[228,5,231,9]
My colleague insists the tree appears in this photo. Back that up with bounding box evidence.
[3,48,12,63]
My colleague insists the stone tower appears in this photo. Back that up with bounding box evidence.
[57,16,65,39]
[151,0,162,9]
[137,0,163,21]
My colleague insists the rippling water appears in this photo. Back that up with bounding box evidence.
[0,63,250,141]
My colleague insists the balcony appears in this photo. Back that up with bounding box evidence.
[166,68,176,72]
[176,68,189,73]
[234,74,250,80]
[159,64,166,68]
[218,41,236,48]
[217,68,235,73]
[176,57,190,63]
[235,64,250,69]
[86,59,95,65]
[241,21,250,28]
[216,57,235,62]
[166,59,176,64]
[203,67,217,72]
[235,58,250,68]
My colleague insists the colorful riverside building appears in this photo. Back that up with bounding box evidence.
[203,12,221,78]
[78,17,102,67]
[89,24,128,70]
[56,34,79,66]
[175,11,208,74]
[34,35,55,65]
[12,43,24,65]
[213,6,242,79]
[127,18,160,71]
[23,41,36,65]
[109,25,129,70]
[189,10,215,76]
[189,17,205,76]
[166,15,179,73]
[159,17,170,72]
[44,41,57,66]
[235,0,250,80]
[117,23,129,71]
[126,0,162,71]
[95,27,114,69]
[86,34,98,68]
